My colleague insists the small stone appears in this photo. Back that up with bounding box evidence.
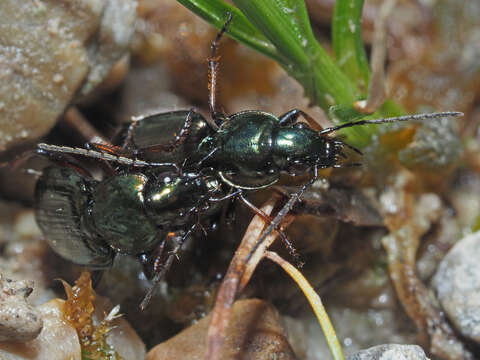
[347,344,430,360]
[147,298,297,360]
[0,276,43,342]
[0,0,136,150]
[432,231,480,343]
[78,0,137,97]
[0,295,145,360]
[0,299,81,360]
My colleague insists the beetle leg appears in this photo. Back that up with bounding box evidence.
[140,225,198,310]
[278,108,324,132]
[138,238,168,280]
[84,143,122,176]
[121,119,140,150]
[222,193,238,226]
[137,109,195,154]
[238,192,304,267]
[278,109,301,126]
[248,166,320,268]
[334,140,363,156]
[207,13,233,131]
[51,160,95,178]
[89,142,123,155]
[196,146,219,167]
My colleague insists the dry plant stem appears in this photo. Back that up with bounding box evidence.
[239,226,286,290]
[383,234,473,359]
[381,177,473,360]
[206,196,277,360]
[207,182,315,359]
[241,176,318,272]
[354,0,397,113]
[240,212,295,289]
[264,251,344,360]
[63,107,109,144]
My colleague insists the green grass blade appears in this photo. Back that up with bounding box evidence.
[333,0,370,93]
[177,0,289,66]
[232,0,314,69]
[233,0,358,109]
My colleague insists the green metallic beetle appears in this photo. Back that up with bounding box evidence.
[118,108,349,190]
[117,15,461,192]
[35,164,224,306]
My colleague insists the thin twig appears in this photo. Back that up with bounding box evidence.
[205,197,277,360]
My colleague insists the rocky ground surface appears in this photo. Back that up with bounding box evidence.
[0,0,479,359]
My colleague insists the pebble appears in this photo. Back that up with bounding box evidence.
[0,0,136,150]
[0,276,43,342]
[0,299,80,360]
[432,231,480,343]
[347,344,430,360]
[0,296,146,360]
[147,298,296,360]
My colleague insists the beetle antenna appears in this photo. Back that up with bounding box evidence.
[37,143,181,172]
[319,111,463,135]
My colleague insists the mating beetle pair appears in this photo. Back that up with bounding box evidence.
[34,14,462,307]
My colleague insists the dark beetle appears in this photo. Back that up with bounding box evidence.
[120,109,345,190]
[119,107,461,192]
[115,15,462,191]
[35,165,224,281]
[117,110,211,165]
[196,109,347,189]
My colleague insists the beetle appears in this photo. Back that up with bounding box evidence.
[112,14,461,192]
[34,156,225,308]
